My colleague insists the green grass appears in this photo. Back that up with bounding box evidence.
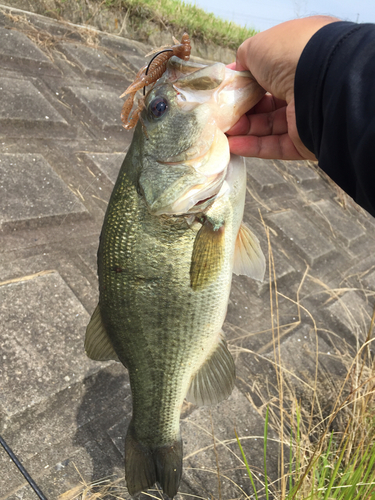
[236,407,375,500]
[10,0,258,56]
[103,0,258,49]
[235,350,375,500]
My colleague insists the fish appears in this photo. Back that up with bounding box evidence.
[85,56,266,498]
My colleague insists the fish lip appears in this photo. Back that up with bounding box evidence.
[172,63,266,133]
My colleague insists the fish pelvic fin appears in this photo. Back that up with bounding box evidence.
[233,222,266,281]
[125,421,183,499]
[190,219,225,292]
[186,331,235,406]
[84,304,119,362]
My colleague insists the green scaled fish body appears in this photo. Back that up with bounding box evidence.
[85,57,266,498]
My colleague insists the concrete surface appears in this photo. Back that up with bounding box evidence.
[0,5,375,500]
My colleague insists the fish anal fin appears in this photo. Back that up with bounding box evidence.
[190,220,225,292]
[233,222,266,281]
[85,304,119,362]
[186,332,235,406]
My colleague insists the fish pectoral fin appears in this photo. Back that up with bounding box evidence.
[233,222,266,281]
[186,331,235,406]
[190,220,225,291]
[85,304,119,362]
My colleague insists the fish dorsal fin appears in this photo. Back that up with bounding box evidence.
[186,332,235,406]
[190,220,225,292]
[233,223,266,281]
[85,304,119,362]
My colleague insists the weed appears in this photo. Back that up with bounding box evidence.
[3,0,257,51]
[112,0,257,48]
[234,220,375,500]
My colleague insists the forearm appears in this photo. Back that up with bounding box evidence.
[295,22,375,216]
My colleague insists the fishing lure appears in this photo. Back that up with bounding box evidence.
[120,33,191,130]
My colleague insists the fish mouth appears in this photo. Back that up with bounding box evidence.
[172,61,266,133]
[144,60,264,217]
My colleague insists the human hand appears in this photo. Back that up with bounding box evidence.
[227,16,339,160]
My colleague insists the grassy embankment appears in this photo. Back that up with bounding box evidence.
[101,0,258,49]
[4,0,258,58]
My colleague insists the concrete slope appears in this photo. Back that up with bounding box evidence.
[0,5,374,500]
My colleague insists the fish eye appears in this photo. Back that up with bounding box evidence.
[150,97,168,118]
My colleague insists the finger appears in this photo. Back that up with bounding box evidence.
[226,114,250,136]
[250,94,287,114]
[227,106,288,138]
[228,134,309,160]
[235,60,248,72]
[248,107,288,136]
[226,62,236,70]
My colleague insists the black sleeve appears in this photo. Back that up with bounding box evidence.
[295,21,375,217]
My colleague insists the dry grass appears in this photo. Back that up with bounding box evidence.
[232,217,375,500]
[1,0,256,59]
[2,9,99,58]
[58,473,126,499]
[1,5,136,83]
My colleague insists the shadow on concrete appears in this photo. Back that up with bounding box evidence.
[73,364,132,485]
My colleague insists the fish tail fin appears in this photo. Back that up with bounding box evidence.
[125,421,156,496]
[125,421,183,498]
[153,438,183,498]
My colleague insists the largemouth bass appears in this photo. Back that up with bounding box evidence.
[85,57,266,498]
